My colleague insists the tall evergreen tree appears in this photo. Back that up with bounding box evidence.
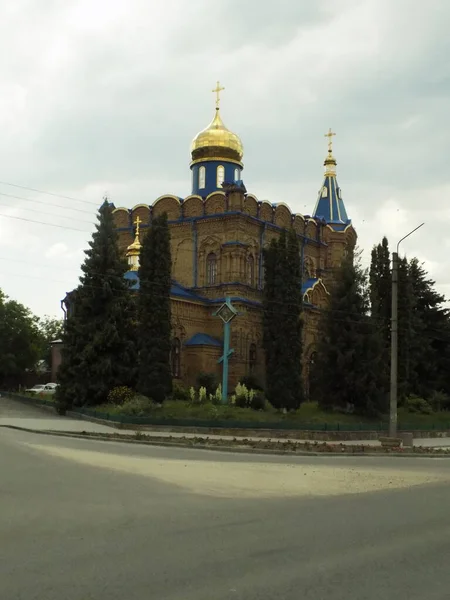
[57,200,137,408]
[263,229,304,410]
[369,236,391,346]
[407,258,449,398]
[397,256,415,399]
[137,213,172,403]
[311,251,387,416]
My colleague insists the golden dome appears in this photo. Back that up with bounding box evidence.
[127,235,141,253]
[126,216,142,271]
[190,108,244,163]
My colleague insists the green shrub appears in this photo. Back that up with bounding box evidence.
[107,386,134,405]
[234,382,249,408]
[429,390,450,412]
[235,394,248,408]
[241,375,264,392]
[196,372,218,395]
[114,395,154,416]
[172,382,190,401]
[250,391,266,411]
[405,395,433,415]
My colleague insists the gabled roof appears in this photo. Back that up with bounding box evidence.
[185,333,222,347]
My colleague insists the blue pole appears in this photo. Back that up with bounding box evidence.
[222,319,230,404]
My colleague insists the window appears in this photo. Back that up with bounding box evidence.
[207,252,217,285]
[171,338,181,378]
[249,343,257,373]
[199,166,206,189]
[234,168,240,181]
[217,165,225,187]
[322,186,328,197]
[247,254,255,286]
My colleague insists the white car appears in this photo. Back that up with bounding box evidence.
[25,383,58,395]
[43,383,58,395]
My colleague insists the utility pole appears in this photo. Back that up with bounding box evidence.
[389,223,424,438]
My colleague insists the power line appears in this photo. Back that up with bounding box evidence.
[0,191,97,216]
[0,212,92,233]
[0,180,100,206]
[0,203,94,226]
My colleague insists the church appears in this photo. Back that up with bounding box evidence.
[83,83,356,391]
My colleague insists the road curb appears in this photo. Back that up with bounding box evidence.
[2,425,450,459]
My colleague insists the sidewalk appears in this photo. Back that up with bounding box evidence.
[2,414,450,449]
[2,395,450,449]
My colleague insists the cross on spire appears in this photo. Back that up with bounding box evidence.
[212,81,225,109]
[325,128,336,152]
[134,215,141,236]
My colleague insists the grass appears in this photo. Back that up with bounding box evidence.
[90,399,450,430]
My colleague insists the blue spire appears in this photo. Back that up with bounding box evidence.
[312,129,350,228]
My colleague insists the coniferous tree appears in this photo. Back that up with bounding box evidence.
[369,236,391,346]
[57,200,137,409]
[397,256,415,399]
[262,238,282,408]
[284,228,304,409]
[137,213,172,403]
[312,251,387,416]
[263,229,304,410]
[407,258,448,398]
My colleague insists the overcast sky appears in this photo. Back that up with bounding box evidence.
[0,0,448,318]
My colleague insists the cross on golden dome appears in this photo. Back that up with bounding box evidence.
[325,128,336,152]
[212,81,225,109]
[134,215,141,236]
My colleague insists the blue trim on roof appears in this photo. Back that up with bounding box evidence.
[302,278,319,295]
[222,241,248,247]
[124,272,208,303]
[185,333,222,347]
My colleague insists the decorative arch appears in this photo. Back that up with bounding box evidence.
[306,219,318,239]
[244,194,258,217]
[206,252,217,285]
[199,166,206,189]
[205,192,226,215]
[303,255,316,279]
[216,165,225,187]
[274,203,292,228]
[259,201,273,223]
[183,195,204,218]
[112,207,130,228]
[131,204,151,225]
[292,214,305,235]
[152,195,182,220]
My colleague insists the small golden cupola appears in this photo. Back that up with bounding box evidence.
[126,216,142,271]
[190,82,244,197]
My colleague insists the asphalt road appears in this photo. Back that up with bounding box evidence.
[2,420,450,599]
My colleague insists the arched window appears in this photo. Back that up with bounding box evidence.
[249,343,257,373]
[199,166,206,189]
[216,165,225,188]
[322,186,328,197]
[247,254,255,286]
[207,252,217,285]
[171,338,181,378]
[234,168,240,181]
